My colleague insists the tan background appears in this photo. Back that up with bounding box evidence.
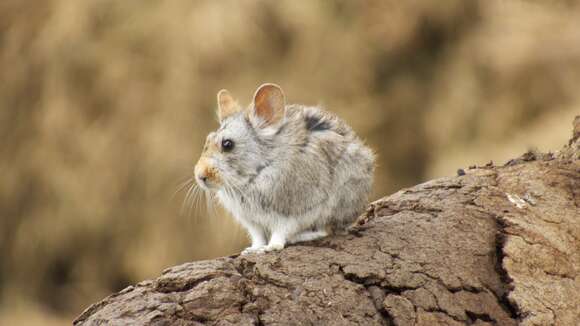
[0,0,578,324]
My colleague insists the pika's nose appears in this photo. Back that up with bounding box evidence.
[194,157,215,187]
[195,169,208,185]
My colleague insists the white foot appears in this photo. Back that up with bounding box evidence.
[240,243,285,255]
[261,243,284,252]
[241,245,266,255]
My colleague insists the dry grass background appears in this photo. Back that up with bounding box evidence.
[0,0,578,324]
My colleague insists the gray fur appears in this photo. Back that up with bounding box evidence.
[196,91,375,254]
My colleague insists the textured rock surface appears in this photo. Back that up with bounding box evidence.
[74,118,579,326]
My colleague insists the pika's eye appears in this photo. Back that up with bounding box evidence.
[221,139,234,152]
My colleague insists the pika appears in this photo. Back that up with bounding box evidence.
[194,83,375,254]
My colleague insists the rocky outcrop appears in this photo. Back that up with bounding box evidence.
[74,117,579,325]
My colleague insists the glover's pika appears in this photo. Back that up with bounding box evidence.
[194,83,375,254]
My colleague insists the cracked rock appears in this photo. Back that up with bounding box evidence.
[74,117,579,325]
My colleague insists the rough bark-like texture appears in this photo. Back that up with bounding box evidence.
[74,118,579,326]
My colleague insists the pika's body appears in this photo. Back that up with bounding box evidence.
[195,84,374,253]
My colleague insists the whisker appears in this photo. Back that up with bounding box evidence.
[189,185,201,216]
[205,189,214,216]
[181,183,195,216]
[190,185,202,216]
[173,178,193,200]
[192,187,204,215]
[210,191,220,215]
[225,178,244,198]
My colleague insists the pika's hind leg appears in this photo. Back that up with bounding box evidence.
[331,176,372,231]
[331,143,374,231]
[288,229,328,244]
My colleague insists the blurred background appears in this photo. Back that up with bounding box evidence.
[1,0,579,324]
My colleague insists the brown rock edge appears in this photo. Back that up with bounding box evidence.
[74,118,579,326]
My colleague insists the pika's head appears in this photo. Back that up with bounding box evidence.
[194,83,285,191]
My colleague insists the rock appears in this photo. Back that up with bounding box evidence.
[74,117,579,326]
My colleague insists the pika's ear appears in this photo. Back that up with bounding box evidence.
[217,89,242,122]
[251,83,285,127]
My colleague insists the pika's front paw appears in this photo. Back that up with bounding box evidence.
[241,246,266,255]
[261,243,284,252]
[241,243,284,255]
